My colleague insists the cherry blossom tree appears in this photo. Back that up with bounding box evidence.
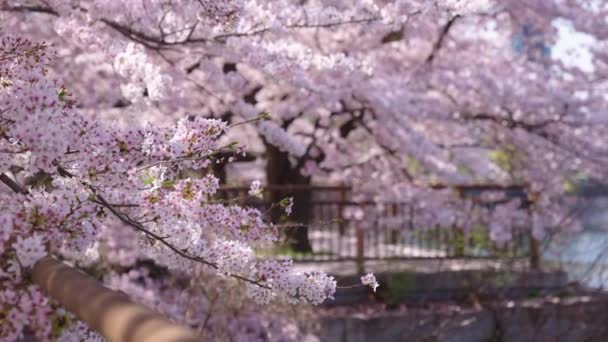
[4,1,606,251]
[0,35,339,340]
[1,0,608,338]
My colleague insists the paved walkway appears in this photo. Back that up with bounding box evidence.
[293,258,529,276]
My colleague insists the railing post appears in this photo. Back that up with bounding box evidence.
[32,256,199,342]
[389,203,398,244]
[338,184,346,235]
[527,192,541,270]
[356,223,365,274]
[238,187,246,206]
[530,236,540,270]
[454,226,465,257]
[453,187,466,257]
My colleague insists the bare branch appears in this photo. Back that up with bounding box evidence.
[0,173,28,194]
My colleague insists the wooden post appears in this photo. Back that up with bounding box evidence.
[530,236,541,270]
[32,257,199,342]
[389,203,398,244]
[338,184,346,236]
[527,192,541,270]
[238,187,246,206]
[356,223,365,274]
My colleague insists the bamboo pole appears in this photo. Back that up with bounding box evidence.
[31,257,199,342]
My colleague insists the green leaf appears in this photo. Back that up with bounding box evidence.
[406,156,423,175]
[162,179,175,189]
[457,165,473,177]
[58,87,68,99]
[141,175,155,186]
[489,149,511,171]
[563,179,577,194]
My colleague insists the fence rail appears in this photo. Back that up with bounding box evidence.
[219,185,535,266]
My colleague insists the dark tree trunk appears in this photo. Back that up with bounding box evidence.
[211,162,227,185]
[265,142,312,252]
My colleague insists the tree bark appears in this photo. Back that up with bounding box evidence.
[264,142,312,252]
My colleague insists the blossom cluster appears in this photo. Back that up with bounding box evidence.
[113,43,173,102]
[102,264,321,341]
[250,260,336,305]
[361,273,379,292]
[258,120,307,158]
[248,179,264,198]
[0,36,336,340]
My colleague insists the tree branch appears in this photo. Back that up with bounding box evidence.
[425,14,460,63]
[57,167,274,290]
[0,173,28,194]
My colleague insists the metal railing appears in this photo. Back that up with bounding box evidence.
[219,185,533,264]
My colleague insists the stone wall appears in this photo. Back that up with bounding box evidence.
[320,296,608,341]
[330,269,568,306]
